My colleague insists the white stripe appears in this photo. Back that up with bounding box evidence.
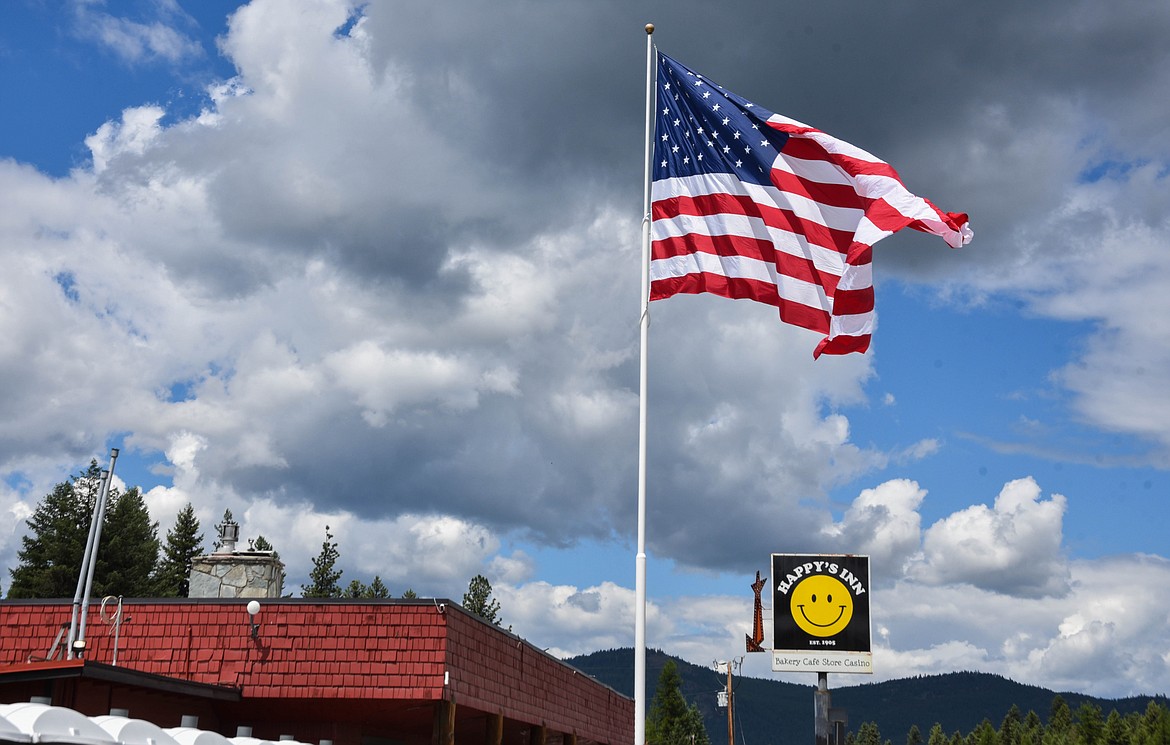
[853,216,894,249]
[828,309,875,338]
[652,212,847,279]
[771,152,853,187]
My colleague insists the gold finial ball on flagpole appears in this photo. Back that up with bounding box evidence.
[645,23,654,34]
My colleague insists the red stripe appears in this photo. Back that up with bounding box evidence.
[772,128,904,183]
[650,274,831,334]
[652,234,844,296]
[813,332,871,359]
[864,198,916,236]
[830,286,874,316]
[768,163,865,209]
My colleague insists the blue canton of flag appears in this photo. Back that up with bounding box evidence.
[654,56,785,187]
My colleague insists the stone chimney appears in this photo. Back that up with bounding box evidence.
[187,512,284,598]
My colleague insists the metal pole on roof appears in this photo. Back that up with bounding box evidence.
[76,448,119,656]
[67,453,116,659]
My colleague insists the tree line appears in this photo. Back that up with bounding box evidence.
[850,696,1169,745]
[4,462,510,630]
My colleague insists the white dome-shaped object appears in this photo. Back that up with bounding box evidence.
[164,729,235,745]
[92,716,182,745]
[0,703,116,745]
[0,710,34,744]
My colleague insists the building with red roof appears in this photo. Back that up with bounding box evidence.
[0,598,633,745]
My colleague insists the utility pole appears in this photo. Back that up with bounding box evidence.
[726,661,734,745]
[715,658,742,745]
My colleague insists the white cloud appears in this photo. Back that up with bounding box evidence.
[908,477,1069,598]
[822,479,925,576]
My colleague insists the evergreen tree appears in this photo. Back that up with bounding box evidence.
[463,574,504,626]
[344,579,367,598]
[152,503,203,597]
[928,724,948,745]
[1075,704,1104,745]
[974,719,999,745]
[1021,712,1044,745]
[95,486,159,597]
[364,576,390,598]
[1002,705,1024,745]
[1102,710,1128,745]
[646,660,709,745]
[908,725,924,745]
[401,588,418,599]
[1135,701,1169,745]
[856,722,883,745]
[9,462,108,598]
[301,525,342,598]
[1045,696,1074,745]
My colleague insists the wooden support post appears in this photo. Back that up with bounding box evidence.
[564,733,577,745]
[529,724,546,745]
[486,714,503,745]
[433,699,456,745]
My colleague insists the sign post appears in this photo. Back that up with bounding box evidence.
[770,554,872,745]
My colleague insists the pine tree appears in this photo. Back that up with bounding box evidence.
[365,576,390,598]
[95,487,159,597]
[301,525,342,598]
[856,722,884,745]
[344,579,367,598]
[1075,704,1104,745]
[401,588,418,599]
[646,660,708,745]
[152,503,203,597]
[908,724,924,745]
[463,574,503,625]
[9,462,107,598]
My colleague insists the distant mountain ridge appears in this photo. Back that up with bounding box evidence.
[564,648,1168,745]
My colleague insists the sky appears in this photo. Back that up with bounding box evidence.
[1,0,1168,701]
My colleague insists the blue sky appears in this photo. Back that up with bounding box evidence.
[1,0,1168,700]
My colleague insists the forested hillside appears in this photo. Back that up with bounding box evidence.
[566,648,1169,745]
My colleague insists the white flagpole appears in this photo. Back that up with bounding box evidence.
[635,21,655,745]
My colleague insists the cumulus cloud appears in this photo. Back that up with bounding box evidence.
[909,478,1069,598]
[822,479,925,576]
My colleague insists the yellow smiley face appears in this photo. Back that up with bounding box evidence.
[790,574,853,637]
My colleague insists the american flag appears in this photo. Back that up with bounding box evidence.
[650,53,972,357]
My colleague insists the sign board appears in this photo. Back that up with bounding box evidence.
[771,553,872,674]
